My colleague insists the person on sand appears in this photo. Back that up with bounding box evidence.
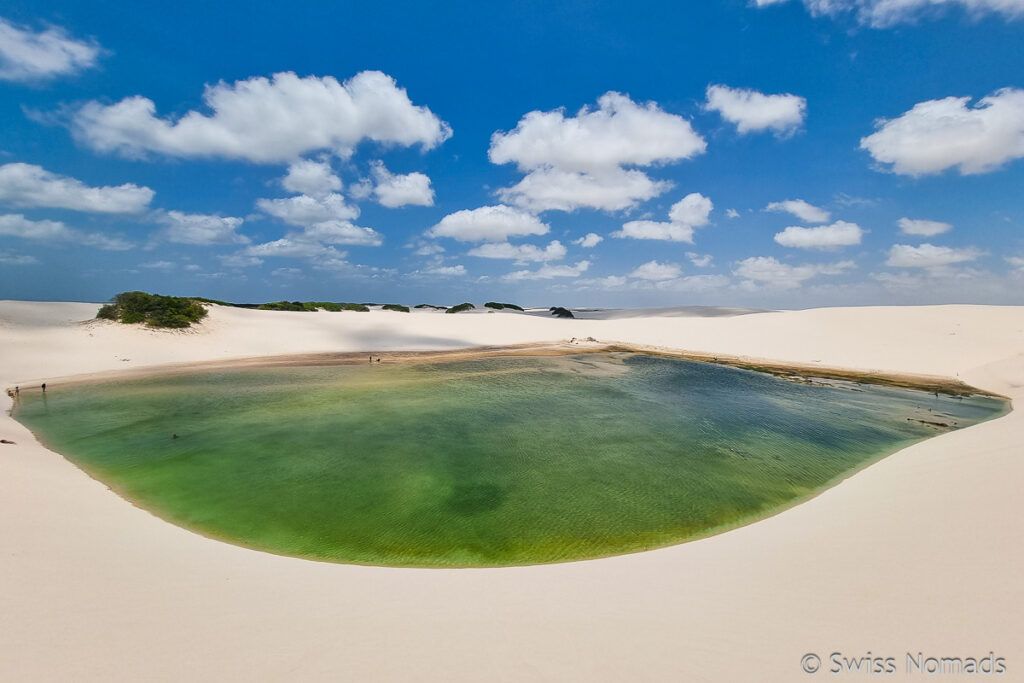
[14,386,18,397]
[41,383,46,393]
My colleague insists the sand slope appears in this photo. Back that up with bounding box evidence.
[1,302,1021,681]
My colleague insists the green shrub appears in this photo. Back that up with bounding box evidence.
[415,304,448,310]
[96,291,208,328]
[96,304,118,320]
[446,302,476,314]
[549,306,574,319]
[254,301,370,312]
[257,301,311,312]
[382,304,410,313]
[484,302,525,311]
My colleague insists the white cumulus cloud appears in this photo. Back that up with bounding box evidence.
[140,260,175,271]
[612,192,712,243]
[301,220,382,246]
[427,205,549,243]
[72,70,451,163]
[0,249,37,265]
[573,232,603,248]
[774,220,864,249]
[860,88,1024,176]
[898,217,953,236]
[0,17,101,83]
[155,210,248,245]
[687,252,713,267]
[669,192,714,226]
[257,192,360,224]
[281,159,341,198]
[370,161,434,207]
[629,260,683,281]
[765,199,831,223]
[614,220,696,243]
[705,84,807,137]
[0,213,130,250]
[0,162,153,213]
[757,0,1024,27]
[885,243,983,268]
[490,92,706,172]
[496,167,671,213]
[504,260,590,281]
[243,238,346,261]
[220,253,263,268]
[419,264,467,277]
[489,92,705,212]
[467,240,566,262]
[577,275,629,289]
[733,256,854,289]
[256,181,381,247]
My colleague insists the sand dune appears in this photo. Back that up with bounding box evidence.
[1,301,1021,681]
[529,304,767,319]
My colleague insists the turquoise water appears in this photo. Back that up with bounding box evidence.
[13,353,1006,567]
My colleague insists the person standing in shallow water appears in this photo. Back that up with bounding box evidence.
[41,383,46,392]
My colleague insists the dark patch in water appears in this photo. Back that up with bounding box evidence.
[447,482,506,515]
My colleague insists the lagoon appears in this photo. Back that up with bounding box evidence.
[13,353,1005,567]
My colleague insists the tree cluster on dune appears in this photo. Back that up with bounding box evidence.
[97,291,208,328]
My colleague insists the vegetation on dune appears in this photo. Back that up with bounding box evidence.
[190,297,234,306]
[382,304,410,313]
[415,304,448,310]
[97,291,208,328]
[549,306,575,319]
[484,302,525,311]
[446,302,476,314]
[102,294,381,320]
[316,301,370,312]
[254,301,370,312]
[257,301,316,312]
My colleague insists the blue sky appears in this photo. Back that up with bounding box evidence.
[1,0,1022,308]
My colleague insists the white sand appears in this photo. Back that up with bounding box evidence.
[1,302,1021,681]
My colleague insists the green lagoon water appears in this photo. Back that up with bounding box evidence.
[14,353,1005,567]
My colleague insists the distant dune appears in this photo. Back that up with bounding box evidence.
[540,305,767,319]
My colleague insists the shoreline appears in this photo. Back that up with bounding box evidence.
[12,352,1007,571]
[5,339,1003,398]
